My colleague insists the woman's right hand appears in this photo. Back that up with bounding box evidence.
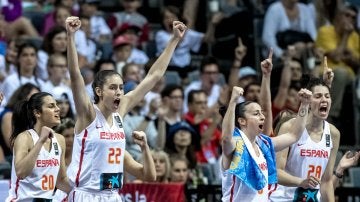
[231,86,244,102]
[172,21,187,40]
[39,126,54,143]
[65,16,81,34]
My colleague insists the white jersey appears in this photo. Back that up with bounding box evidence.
[221,145,275,202]
[270,121,333,202]
[67,105,126,193]
[6,129,62,202]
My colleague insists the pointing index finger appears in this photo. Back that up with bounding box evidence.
[268,48,273,61]
[238,37,243,46]
[323,56,328,71]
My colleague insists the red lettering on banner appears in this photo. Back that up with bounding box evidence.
[100,132,125,140]
[300,149,329,158]
[36,159,60,167]
[258,162,268,171]
[119,183,185,202]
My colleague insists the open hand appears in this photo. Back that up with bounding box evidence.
[338,150,360,170]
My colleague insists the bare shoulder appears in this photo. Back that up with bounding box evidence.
[329,123,340,139]
[54,133,66,148]
[329,123,340,142]
[13,131,33,152]
[14,131,32,145]
[277,117,296,135]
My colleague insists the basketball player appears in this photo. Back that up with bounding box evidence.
[270,78,340,202]
[221,84,312,201]
[64,16,187,201]
[6,92,70,201]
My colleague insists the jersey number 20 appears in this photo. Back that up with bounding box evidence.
[41,175,54,190]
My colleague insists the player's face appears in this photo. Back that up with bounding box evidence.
[310,85,331,119]
[39,96,61,128]
[241,102,265,135]
[100,75,124,111]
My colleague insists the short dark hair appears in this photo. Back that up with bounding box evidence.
[161,84,183,98]
[200,56,219,73]
[187,89,206,104]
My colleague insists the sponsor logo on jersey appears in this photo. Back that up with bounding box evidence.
[325,134,330,147]
[100,131,125,140]
[53,142,59,155]
[36,158,60,167]
[300,149,329,158]
[115,116,123,128]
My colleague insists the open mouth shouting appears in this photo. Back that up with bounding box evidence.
[258,123,264,131]
[114,98,120,109]
[319,104,328,116]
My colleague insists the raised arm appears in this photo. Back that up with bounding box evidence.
[119,21,187,117]
[273,57,292,111]
[259,49,273,136]
[228,37,247,88]
[221,86,244,170]
[65,17,95,132]
[272,89,312,152]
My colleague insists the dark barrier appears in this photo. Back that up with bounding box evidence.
[335,187,360,202]
[186,185,360,202]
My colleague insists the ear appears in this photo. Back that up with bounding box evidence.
[33,109,41,119]
[95,87,102,97]
[238,117,246,127]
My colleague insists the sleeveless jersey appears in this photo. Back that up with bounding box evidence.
[270,121,333,202]
[67,105,126,192]
[222,144,274,202]
[6,129,62,201]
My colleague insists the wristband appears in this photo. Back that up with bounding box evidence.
[333,171,343,179]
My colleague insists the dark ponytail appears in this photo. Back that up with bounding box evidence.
[10,92,51,146]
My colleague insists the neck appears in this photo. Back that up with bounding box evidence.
[50,78,62,86]
[282,0,296,9]
[201,83,212,95]
[242,128,257,143]
[175,145,188,156]
[96,103,113,122]
[33,123,42,135]
[165,110,181,124]
[20,69,33,78]
[306,115,324,132]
